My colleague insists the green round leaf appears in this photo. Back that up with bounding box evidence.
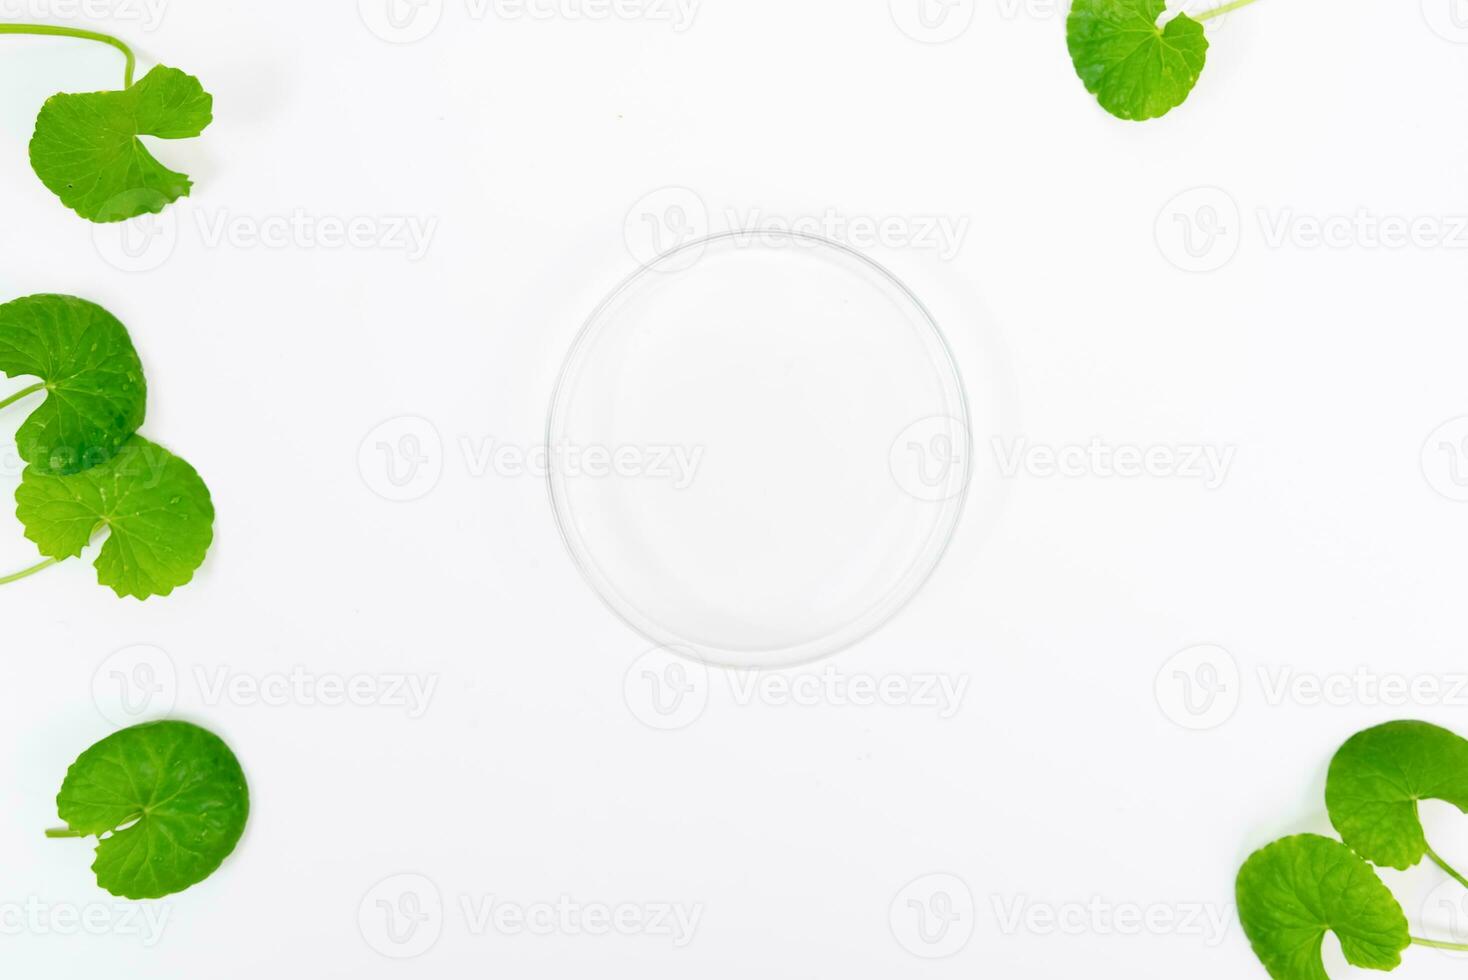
[1236,834,1410,980]
[57,721,248,899]
[30,65,213,223]
[1066,0,1209,121]
[16,435,214,599]
[0,294,146,476]
[1326,719,1468,870]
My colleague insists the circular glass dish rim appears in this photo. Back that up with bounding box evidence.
[545,228,972,669]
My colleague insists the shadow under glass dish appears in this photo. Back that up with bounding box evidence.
[548,230,970,668]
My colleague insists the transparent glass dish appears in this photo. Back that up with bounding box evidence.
[547,230,970,668]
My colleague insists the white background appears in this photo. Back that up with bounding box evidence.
[1,0,1468,976]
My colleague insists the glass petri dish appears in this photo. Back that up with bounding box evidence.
[547,230,970,668]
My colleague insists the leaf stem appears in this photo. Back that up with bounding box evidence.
[0,556,57,586]
[0,23,135,87]
[44,827,84,838]
[1412,935,1468,952]
[1195,0,1262,21]
[1427,843,1468,891]
[0,382,44,412]
[0,522,103,587]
